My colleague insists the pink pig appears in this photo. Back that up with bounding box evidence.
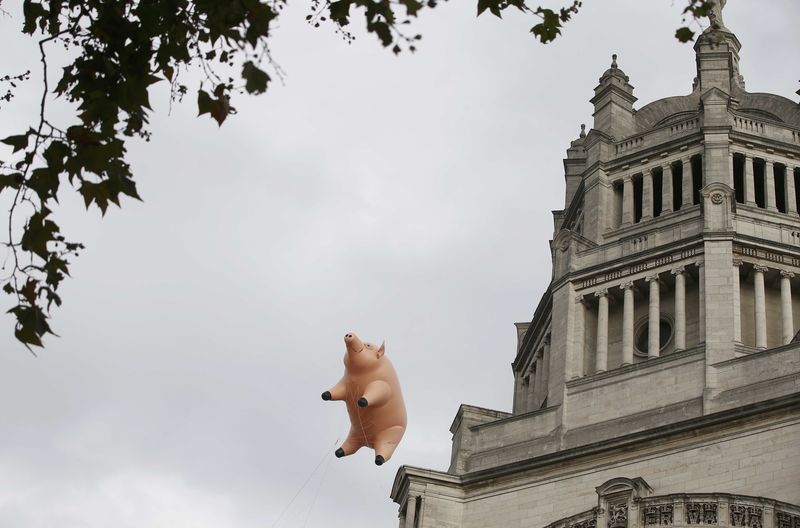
[322,332,407,465]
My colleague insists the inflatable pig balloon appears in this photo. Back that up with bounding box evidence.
[321,332,407,465]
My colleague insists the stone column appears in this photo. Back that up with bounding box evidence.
[697,261,705,343]
[682,157,694,208]
[662,164,673,214]
[672,267,686,350]
[622,176,634,226]
[765,160,777,211]
[595,289,609,373]
[745,154,756,205]
[405,496,418,528]
[646,275,661,358]
[733,259,743,343]
[781,270,795,345]
[788,164,798,214]
[729,152,735,188]
[620,282,635,365]
[754,265,768,349]
[642,169,654,220]
[525,371,535,412]
[542,336,551,401]
[399,510,406,528]
[572,295,586,379]
[532,349,543,408]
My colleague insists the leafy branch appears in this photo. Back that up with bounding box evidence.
[0,0,720,351]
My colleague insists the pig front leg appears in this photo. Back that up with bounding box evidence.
[357,380,392,408]
[321,378,347,401]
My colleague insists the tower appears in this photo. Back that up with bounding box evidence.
[391,5,800,528]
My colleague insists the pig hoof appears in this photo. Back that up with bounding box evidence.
[358,397,368,407]
[321,391,331,401]
[375,455,385,466]
[335,448,345,458]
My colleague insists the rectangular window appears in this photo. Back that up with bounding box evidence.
[795,168,800,215]
[733,153,745,203]
[775,163,787,213]
[653,167,663,217]
[613,180,624,227]
[754,158,766,208]
[633,174,643,223]
[672,161,683,210]
[691,155,703,205]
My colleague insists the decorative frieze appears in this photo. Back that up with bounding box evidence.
[686,503,718,525]
[577,255,683,289]
[776,512,800,528]
[545,493,799,528]
[644,505,674,526]
[730,505,763,528]
[571,519,597,528]
[733,243,800,268]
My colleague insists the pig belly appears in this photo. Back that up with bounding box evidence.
[345,398,406,446]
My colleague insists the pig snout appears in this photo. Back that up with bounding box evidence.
[344,332,365,353]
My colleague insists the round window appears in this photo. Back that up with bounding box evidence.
[634,315,673,357]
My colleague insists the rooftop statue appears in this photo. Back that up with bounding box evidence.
[708,0,727,29]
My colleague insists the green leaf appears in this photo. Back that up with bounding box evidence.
[9,304,52,349]
[531,8,562,43]
[242,61,270,94]
[675,27,696,43]
[197,89,230,126]
[22,1,48,35]
[21,208,60,259]
[401,0,424,17]
[0,172,24,193]
[329,0,352,24]
[368,21,393,47]
[1,133,30,153]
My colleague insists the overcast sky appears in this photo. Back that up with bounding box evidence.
[0,1,798,527]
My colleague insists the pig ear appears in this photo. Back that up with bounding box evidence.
[377,341,385,358]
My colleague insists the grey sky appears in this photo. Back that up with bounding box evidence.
[1,1,798,526]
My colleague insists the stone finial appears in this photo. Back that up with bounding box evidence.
[611,54,618,69]
[580,124,586,138]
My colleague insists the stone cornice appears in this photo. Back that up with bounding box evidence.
[390,392,800,502]
[565,346,705,391]
[554,237,704,293]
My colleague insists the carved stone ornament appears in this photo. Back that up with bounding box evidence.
[731,505,763,528]
[686,503,718,525]
[644,505,674,526]
[608,504,629,528]
[571,519,598,528]
[711,192,724,204]
[776,512,800,528]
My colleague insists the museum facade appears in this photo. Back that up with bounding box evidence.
[391,7,800,528]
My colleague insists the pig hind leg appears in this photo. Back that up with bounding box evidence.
[335,431,365,458]
[373,425,405,465]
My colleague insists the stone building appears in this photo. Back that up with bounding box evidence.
[390,5,800,528]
